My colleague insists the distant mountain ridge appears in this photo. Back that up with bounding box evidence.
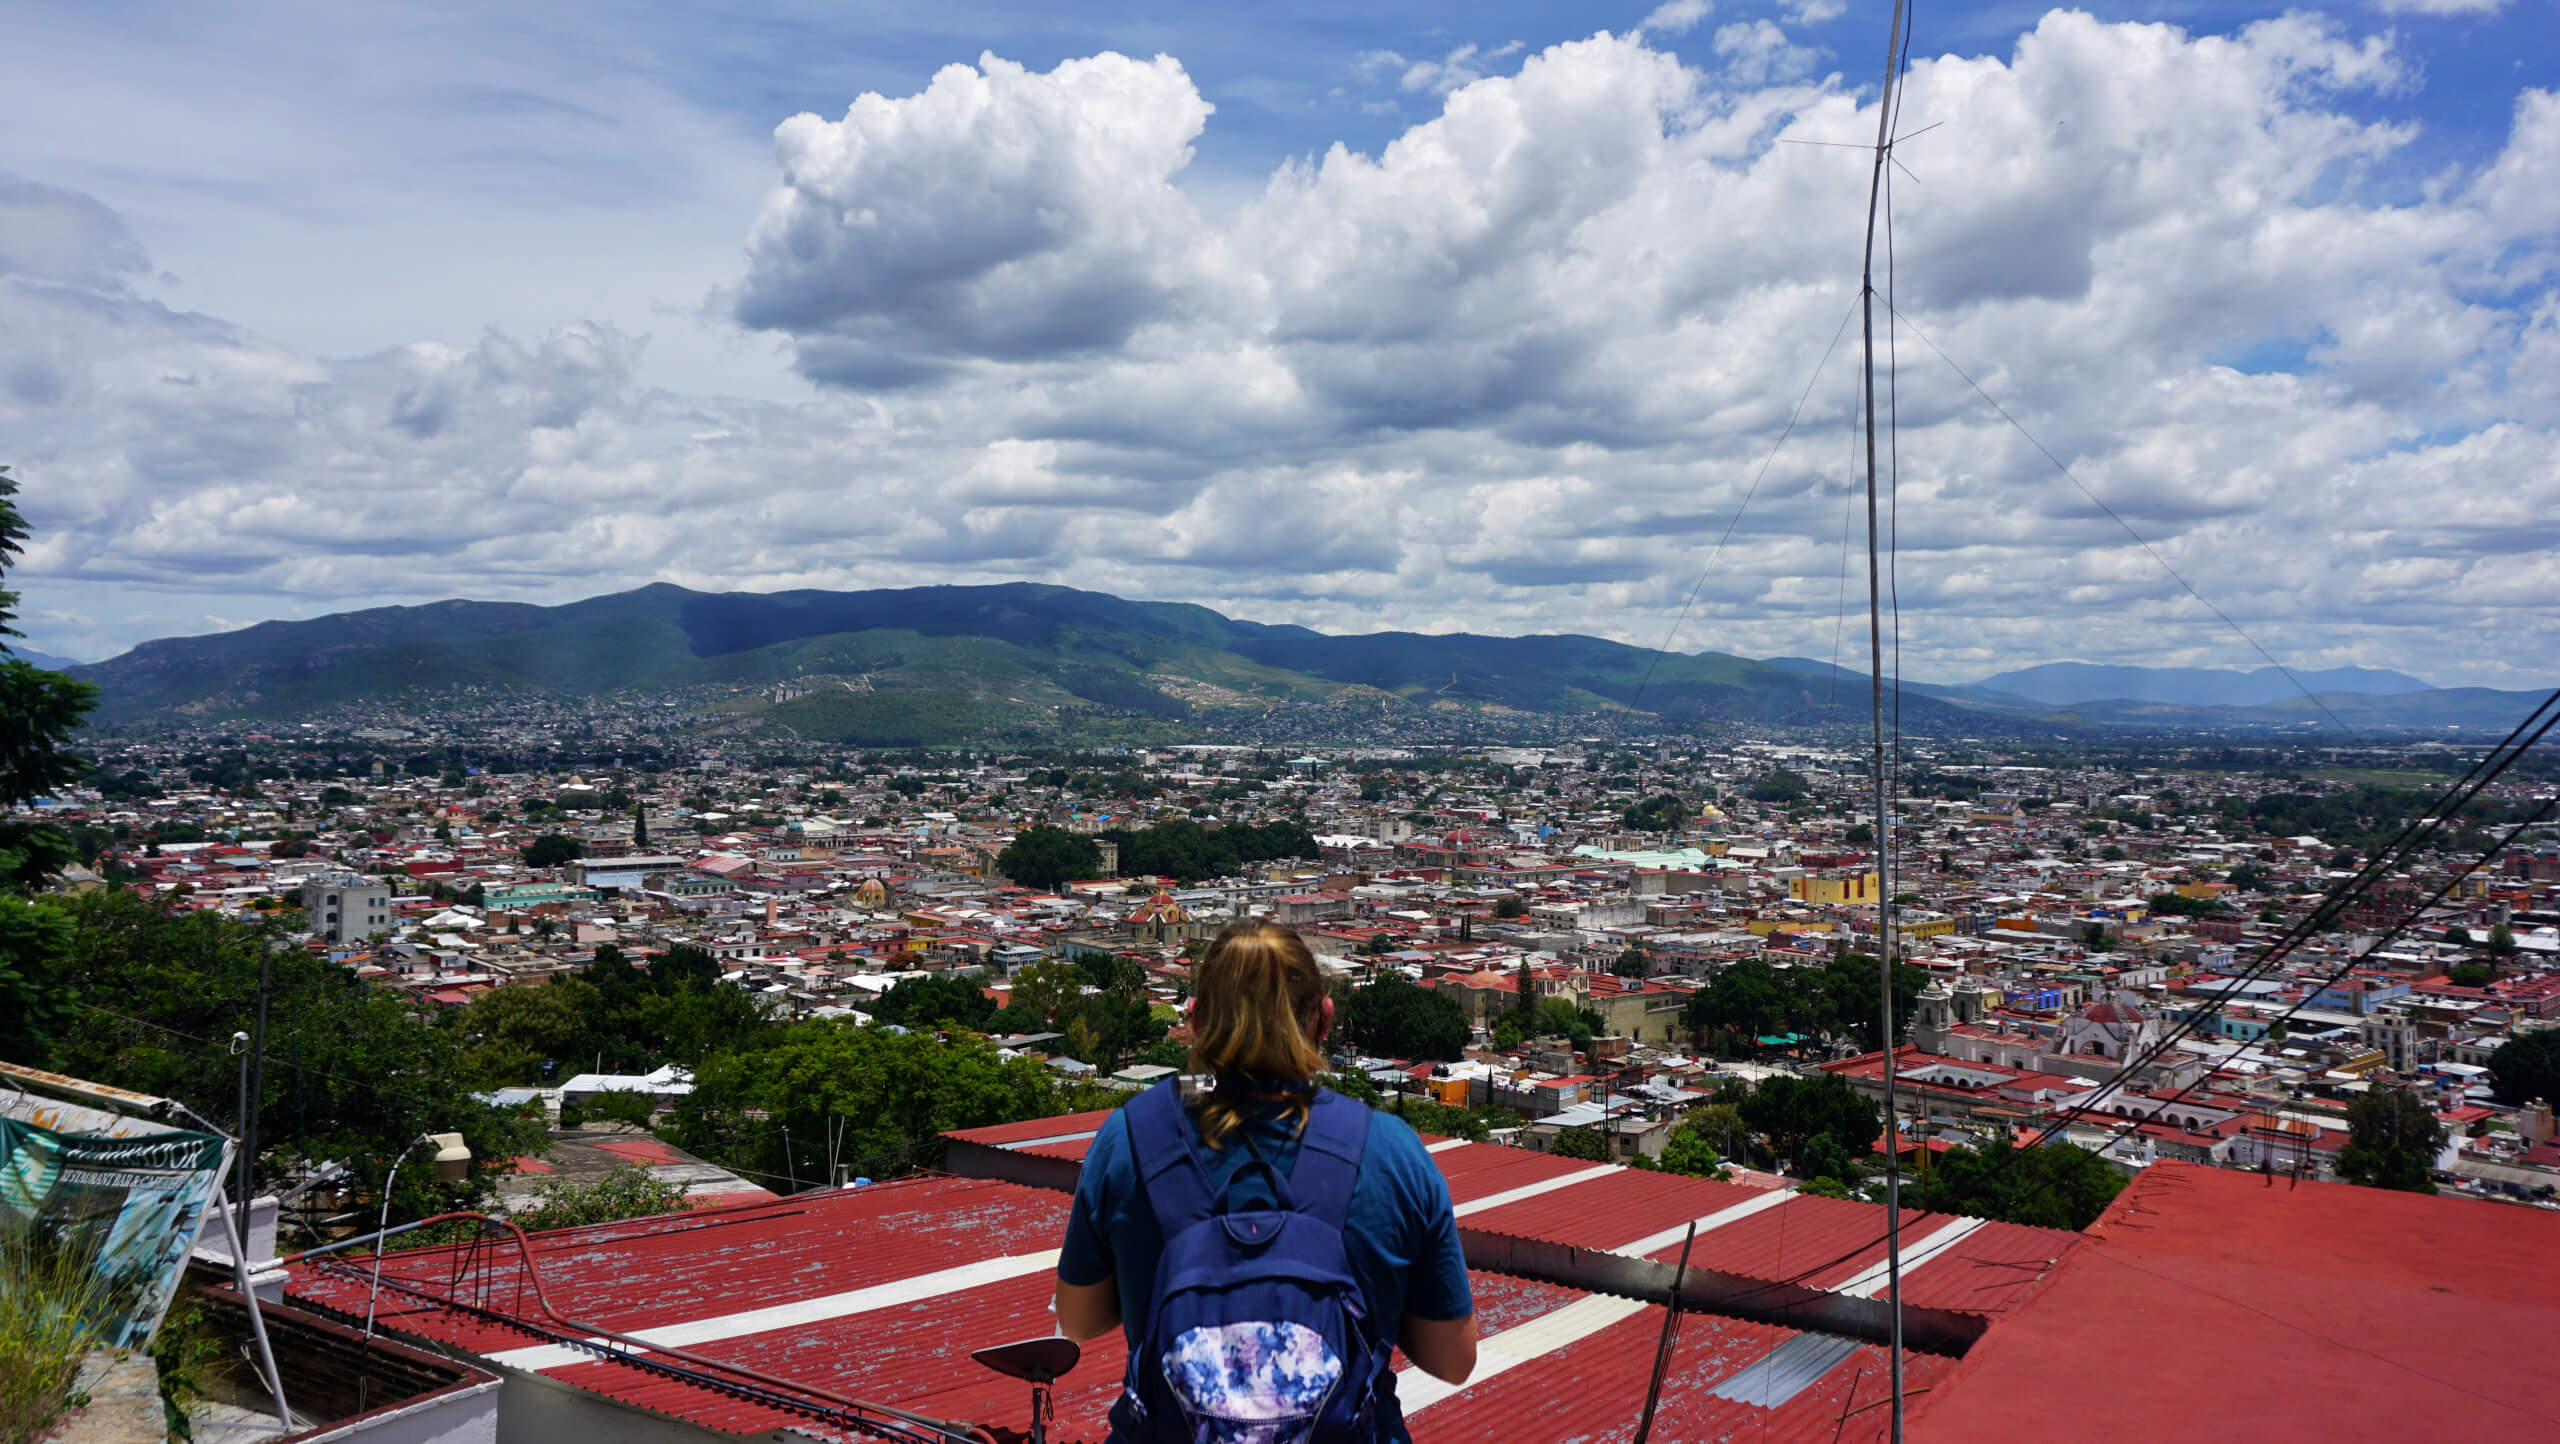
[7,646,88,672]
[1758,655,2539,733]
[65,585,2542,741]
[67,581,2015,741]
[1968,661,2435,708]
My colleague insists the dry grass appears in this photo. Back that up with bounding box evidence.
[0,1227,115,1444]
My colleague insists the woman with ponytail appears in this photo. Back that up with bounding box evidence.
[1055,920,1477,1436]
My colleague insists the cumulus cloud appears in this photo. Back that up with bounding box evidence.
[9,13,2560,686]
[1643,1,1715,36]
[732,51,1215,387]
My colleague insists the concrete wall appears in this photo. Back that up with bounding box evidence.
[496,1369,800,1444]
[298,1379,501,1444]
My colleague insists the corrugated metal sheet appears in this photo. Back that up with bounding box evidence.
[281,1133,2078,1444]
[1431,1141,1609,1205]
[943,1109,1116,1147]
[287,1175,1070,1357]
[1703,1330,1863,1407]
[1458,1166,1769,1252]
[1881,1218,2079,1316]
[1407,1295,1953,1444]
[1641,1194,1934,1280]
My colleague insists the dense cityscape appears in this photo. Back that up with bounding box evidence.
[10,0,2560,1437]
[38,723,2560,1205]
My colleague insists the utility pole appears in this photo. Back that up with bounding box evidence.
[1856,1,1911,1437]
[239,947,272,1251]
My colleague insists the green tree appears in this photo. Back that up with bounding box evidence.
[1912,1137,2127,1229]
[1394,1099,1506,1143]
[1843,822,1875,845]
[1655,1124,1729,1179]
[2485,1030,2560,1108]
[1527,995,1599,1054]
[671,1021,1073,1187]
[574,1088,661,1132]
[1492,894,1527,920]
[520,833,584,868]
[1000,958,1086,1035]
[21,892,545,1224]
[995,825,1103,891]
[1684,958,1788,1041]
[1795,1132,1859,1190]
[1658,1103,1745,1178]
[458,977,601,1084]
[511,1166,691,1231]
[2486,924,2520,960]
[0,466,98,1059]
[1619,794,1684,832]
[1341,973,1470,1062]
[867,970,999,1031]
[1747,769,1810,803]
[1738,1073,1878,1170]
[1329,1069,1383,1106]
[1612,946,1650,979]
[2336,1087,2446,1194]
[1550,1126,1609,1162]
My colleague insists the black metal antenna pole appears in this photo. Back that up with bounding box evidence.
[1856,1,1910,1439]
[241,946,272,1247]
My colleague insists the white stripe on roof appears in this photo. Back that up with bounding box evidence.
[1828,1217,1986,1298]
[485,1249,1063,1371]
[1001,1129,1102,1151]
[1395,1295,1651,1414]
[1450,1164,1619,1218]
[1398,1185,1825,1411]
[1610,1185,1798,1260]
[1424,1138,1471,1154]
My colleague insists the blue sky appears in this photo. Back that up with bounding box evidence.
[1,0,2554,685]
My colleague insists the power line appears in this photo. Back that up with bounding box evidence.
[1878,300,2370,746]
[1693,684,2557,1311]
[1628,293,1865,715]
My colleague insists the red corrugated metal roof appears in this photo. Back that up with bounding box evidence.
[1458,1165,1769,1251]
[943,1109,1116,1147]
[1908,1162,2560,1444]
[288,1175,1069,1355]
[1431,1140,1608,1205]
[1407,1294,1955,1444]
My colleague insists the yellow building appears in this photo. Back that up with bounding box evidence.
[1788,871,1879,905]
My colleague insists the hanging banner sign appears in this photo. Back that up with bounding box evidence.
[0,1112,231,1348]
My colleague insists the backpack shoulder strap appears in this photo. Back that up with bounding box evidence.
[1284,1088,1371,1232]
[1126,1077,1217,1234]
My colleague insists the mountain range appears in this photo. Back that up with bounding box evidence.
[8,646,89,672]
[51,583,2549,743]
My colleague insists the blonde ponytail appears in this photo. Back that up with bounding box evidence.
[1187,920,1329,1148]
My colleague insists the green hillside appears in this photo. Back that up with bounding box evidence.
[66,581,2031,739]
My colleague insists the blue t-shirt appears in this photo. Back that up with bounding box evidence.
[1057,1091,1473,1354]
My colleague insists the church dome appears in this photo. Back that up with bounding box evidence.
[1132,887,1190,925]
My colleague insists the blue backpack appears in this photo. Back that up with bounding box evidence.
[1109,1080,1395,1444]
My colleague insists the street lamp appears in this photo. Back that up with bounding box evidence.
[364,1132,471,1340]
